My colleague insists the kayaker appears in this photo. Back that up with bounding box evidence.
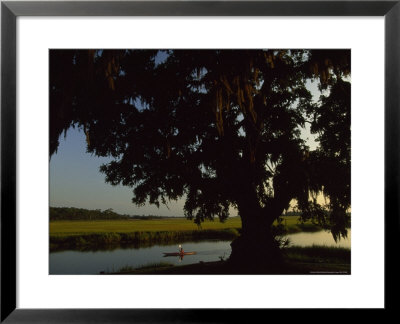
[178,244,184,255]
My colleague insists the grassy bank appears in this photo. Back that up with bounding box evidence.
[284,245,351,263]
[50,228,240,252]
[50,216,322,251]
[109,245,350,275]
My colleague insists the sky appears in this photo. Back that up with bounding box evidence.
[49,73,321,217]
[50,127,187,216]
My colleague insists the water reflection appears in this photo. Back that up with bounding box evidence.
[285,229,351,248]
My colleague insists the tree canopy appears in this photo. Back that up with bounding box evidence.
[50,49,350,269]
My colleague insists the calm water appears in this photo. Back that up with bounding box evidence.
[50,230,351,274]
[285,229,351,248]
[50,240,231,274]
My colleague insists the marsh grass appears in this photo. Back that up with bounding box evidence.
[284,245,350,264]
[49,216,321,251]
[50,218,242,236]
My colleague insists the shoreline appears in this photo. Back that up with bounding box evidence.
[107,245,351,275]
[50,228,240,252]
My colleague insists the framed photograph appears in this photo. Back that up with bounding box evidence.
[1,0,398,321]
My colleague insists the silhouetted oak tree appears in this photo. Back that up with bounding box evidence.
[50,49,350,272]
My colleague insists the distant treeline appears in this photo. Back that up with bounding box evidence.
[50,207,348,221]
[49,207,177,221]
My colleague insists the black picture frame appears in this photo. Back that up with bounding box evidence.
[1,0,398,322]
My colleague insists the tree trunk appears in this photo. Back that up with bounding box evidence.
[224,156,293,273]
[228,200,285,273]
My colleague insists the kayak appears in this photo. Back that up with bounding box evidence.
[163,252,197,256]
